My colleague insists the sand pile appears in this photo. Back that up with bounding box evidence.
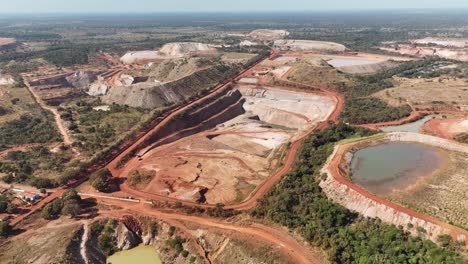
[327,58,396,74]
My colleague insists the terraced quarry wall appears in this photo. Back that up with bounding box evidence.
[139,90,246,156]
[126,88,245,157]
[320,132,468,244]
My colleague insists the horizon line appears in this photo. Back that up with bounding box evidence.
[1,8,468,15]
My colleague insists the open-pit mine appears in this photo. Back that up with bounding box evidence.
[3,10,468,264]
[116,85,336,204]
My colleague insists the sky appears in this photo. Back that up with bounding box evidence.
[0,0,467,13]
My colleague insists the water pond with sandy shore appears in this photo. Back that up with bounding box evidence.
[350,142,446,196]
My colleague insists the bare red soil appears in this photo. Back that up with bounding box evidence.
[422,116,468,139]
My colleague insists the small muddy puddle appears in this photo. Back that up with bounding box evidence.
[350,142,445,195]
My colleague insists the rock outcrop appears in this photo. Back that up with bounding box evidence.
[66,71,99,90]
[114,222,142,250]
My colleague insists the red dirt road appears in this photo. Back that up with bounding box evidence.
[96,199,323,264]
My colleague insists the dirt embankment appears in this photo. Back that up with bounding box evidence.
[320,132,468,244]
[102,64,238,109]
[422,116,468,140]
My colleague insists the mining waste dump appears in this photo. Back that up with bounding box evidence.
[122,85,336,204]
[350,142,445,195]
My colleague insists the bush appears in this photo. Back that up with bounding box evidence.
[128,170,153,187]
[0,221,11,237]
[61,200,81,218]
[0,106,9,116]
[0,115,61,145]
[97,219,118,256]
[41,199,63,220]
[165,235,186,255]
[90,168,112,192]
[41,189,81,219]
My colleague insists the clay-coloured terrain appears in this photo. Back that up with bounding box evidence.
[121,85,336,204]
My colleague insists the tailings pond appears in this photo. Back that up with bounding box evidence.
[350,142,445,195]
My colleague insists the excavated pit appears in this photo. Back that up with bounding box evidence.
[120,85,336,204]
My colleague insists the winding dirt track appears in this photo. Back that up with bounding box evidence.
[24,81,73,145]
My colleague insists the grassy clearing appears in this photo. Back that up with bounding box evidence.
[0,85,37,123]
[287,62,354,90]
